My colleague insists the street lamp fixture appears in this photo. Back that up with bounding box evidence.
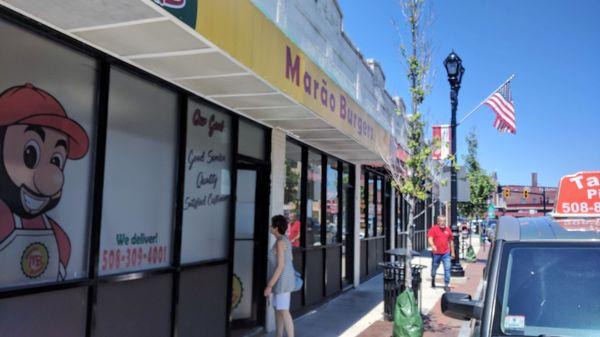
[444,51,465,89]
[444,50,465,277]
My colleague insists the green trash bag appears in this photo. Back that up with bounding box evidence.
[465,245,477,263]
[393,289,423,337]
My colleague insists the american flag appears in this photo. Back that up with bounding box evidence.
[484,81,516,134]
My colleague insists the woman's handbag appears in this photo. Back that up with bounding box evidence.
[293,270,303,292]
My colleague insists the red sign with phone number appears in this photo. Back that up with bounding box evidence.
[554,172,600,217]
[101,245,168,272]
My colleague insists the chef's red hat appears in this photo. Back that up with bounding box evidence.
[0,83,89,159]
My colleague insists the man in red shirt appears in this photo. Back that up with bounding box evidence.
[288,212,301,248]
[428,215,455,291]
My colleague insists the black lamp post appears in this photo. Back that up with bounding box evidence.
[444,51,465,277]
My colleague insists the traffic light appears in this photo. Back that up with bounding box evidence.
[503,188,510,199]
[523,189,529,199]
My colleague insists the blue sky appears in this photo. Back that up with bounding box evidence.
[338,0,600,187]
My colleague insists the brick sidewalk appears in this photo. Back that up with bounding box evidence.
[356,246,489,337]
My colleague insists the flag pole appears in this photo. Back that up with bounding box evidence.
[457,74,515,126]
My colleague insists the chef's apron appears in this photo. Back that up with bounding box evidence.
[0,213,60,286]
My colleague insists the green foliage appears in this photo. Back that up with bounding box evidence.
[461,130,496,218]
[388,0,435,293]
[284,160,300,207]
[469,169,496,217]
[397,0,433,203]
[398,0,432,116]
[464,131,480,172]
[400,113,432,201]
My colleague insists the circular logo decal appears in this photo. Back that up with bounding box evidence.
[231,273,244,310]
[21,242,49,278]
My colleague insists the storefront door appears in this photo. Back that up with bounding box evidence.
[231,163,268,336]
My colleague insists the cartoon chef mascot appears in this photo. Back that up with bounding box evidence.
[0,83,89,285]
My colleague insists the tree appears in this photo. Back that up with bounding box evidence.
[381,0,434,290]
[464,129,480,173]
[459,130,495,219]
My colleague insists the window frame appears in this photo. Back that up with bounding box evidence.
[340,163,355,285]
[283,140,304,249]
[284,137,353,250]
[324,156,340,245]
[283,137,355,307]
[99,65,179,276]
[360,167,389,240]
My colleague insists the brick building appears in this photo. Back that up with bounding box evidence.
[494,173,557,218]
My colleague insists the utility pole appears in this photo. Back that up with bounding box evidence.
[542,187,547,215]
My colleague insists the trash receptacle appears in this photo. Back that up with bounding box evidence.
[380,262,425,321]
[411,264,426,309]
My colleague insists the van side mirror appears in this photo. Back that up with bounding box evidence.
[441,292,480,320]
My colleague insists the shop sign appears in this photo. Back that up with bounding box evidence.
[554,171,600,217]
[189,0,392,159]
[153,0,198,29]
[284,46,374,141]
[180,100,231,263]
[100,232,168,274]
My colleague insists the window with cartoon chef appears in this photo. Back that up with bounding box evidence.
[0,19,97,288]
[0,84,90,286]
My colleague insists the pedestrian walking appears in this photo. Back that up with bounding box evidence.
[427,215,455,292]
[265,215,296,337]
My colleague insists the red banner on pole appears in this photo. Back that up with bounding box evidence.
[432,125,451,160]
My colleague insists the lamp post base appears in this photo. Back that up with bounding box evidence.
[451,262,465,277]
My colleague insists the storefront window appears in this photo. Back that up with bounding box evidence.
[325,159,339,244]
[181,99,232,263]
[0,19,96,288]
[342,164,352,283]
[100,68,177,275]
[368,175,375,237]
[377,179,384,236]
[342,165,350,244]
[306,151,322,246]
[360,172,366,239]
[284,141,302,247]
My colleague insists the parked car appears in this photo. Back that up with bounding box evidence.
[441,216,600,337]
